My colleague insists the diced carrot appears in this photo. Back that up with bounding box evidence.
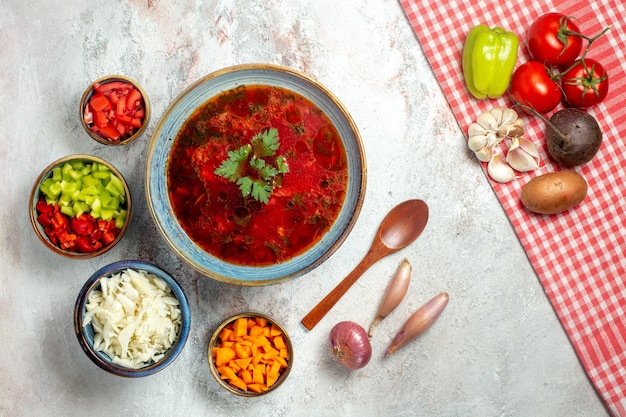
[270,324,282,337]
[228,360,241,372]
[249,325,264,337]
[247,383,267,393]
[273,335,286,350]
[214,347,236,367]
[268,360,281,378]
[252,364,265,384]
[213,316,290,393]
[234,342,251,359]
[266,369,279,387]
[233,317,248,337]
[219,327,233,341]
[229,377,247,392]
[255,317,268,327]
[235,357,252,369]
[275,356,288,368]
[217,365,238,381]
[241,369,253,384]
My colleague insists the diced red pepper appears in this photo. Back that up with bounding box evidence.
[116,115,133,126]
[36,199,54,213]
[71,215,95,236]
[126,88,142,112]
[101,232,116,246]
[108,90,120,105]
[94,81,129,94]
[75,236,93,253]
[97,125,122,142]
[130,117,142,128]
[35,198,121,254]
[85,80,146,142]
[116,95,127,116]
[115,121,127,137]
[89,93,112,112]
[93,110,109,129]
[37,213,52,228]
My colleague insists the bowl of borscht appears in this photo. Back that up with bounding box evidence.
[146,64,366,285]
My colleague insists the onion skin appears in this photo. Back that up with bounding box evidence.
[385,292,449,356]
[368,258,412,337]
[329,321,372,370]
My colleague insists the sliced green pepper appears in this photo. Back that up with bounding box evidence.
[462,25,519,99]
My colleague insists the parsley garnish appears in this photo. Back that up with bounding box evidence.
[214,128,289,204]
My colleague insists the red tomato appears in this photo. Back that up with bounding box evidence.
[527,13,583,68]
[509,61,562,114]
[561,59,609,108]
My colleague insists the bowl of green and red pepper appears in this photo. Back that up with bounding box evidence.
[80,75,150,145]
[29,154,132,258]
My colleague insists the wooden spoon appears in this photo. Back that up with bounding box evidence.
[301,199,429,330]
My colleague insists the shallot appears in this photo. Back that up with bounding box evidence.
[368,258,412,337]
[329,321,372,370]
[385,292,449,356]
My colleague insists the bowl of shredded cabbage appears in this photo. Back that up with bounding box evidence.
[74,260,191,377]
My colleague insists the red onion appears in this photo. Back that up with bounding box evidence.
[329,321,372,370]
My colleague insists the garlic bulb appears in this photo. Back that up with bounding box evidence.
[467,108,539,183]
[467,108,524,161]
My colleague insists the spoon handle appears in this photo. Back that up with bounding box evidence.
[301,252,377,330]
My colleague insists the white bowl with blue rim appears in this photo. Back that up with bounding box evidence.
[145,63,366,285]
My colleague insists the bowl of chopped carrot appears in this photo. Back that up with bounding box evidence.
[208,312,293,396]
[80,75,150,145]
[29,154,132,258]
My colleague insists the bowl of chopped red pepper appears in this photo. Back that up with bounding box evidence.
[80,75,150,145]
[29,154,132,258]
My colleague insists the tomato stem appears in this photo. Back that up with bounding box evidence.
[561,24,611,74]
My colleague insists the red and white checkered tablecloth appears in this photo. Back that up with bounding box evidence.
[399,0,626,415]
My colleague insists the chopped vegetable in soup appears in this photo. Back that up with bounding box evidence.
[167,84,348,266]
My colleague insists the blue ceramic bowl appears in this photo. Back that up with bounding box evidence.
[74,260,191,377]
[146,64,366,285]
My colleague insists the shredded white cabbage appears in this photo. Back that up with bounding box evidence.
[83,268,182,369]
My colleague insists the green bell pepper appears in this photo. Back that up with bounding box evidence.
[462,25,519,99]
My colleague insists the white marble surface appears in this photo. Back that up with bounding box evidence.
[0,1,610,416]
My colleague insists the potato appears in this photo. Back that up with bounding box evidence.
[520,171,587,215]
